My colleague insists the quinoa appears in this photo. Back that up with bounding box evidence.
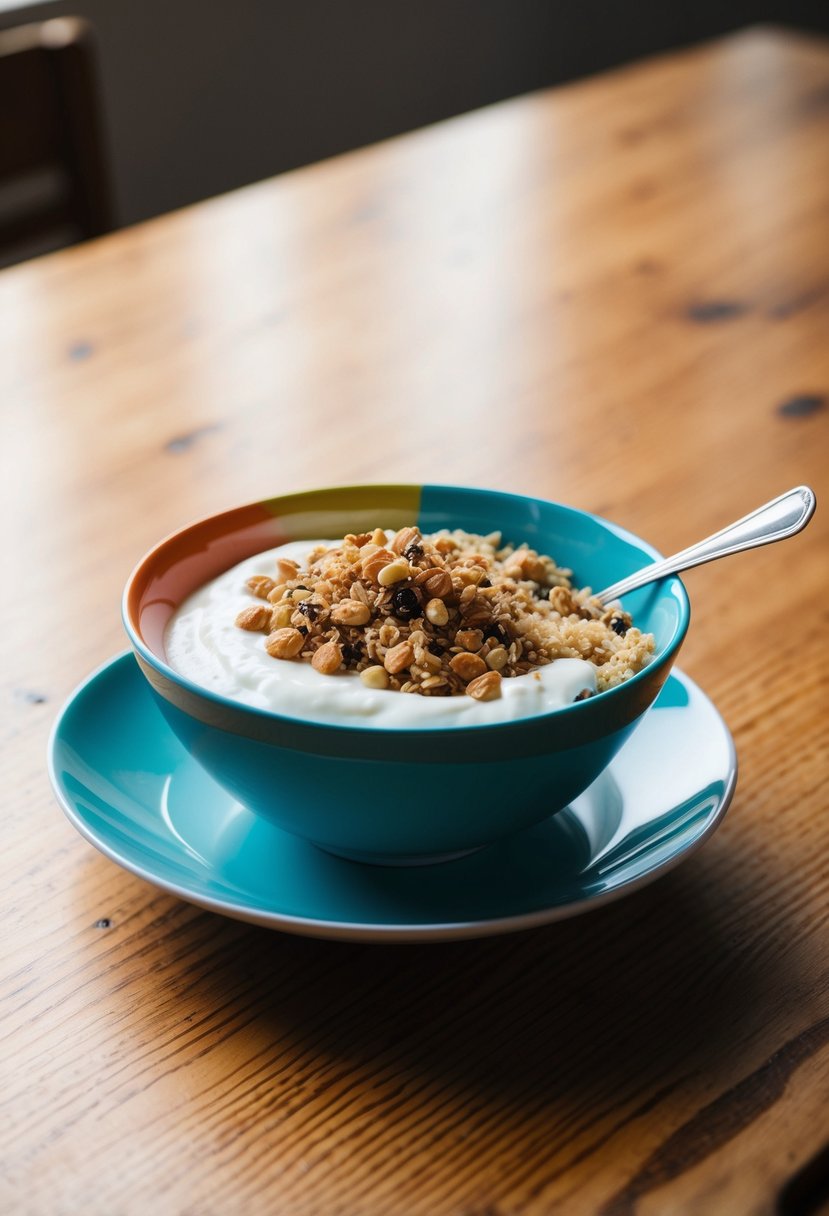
[235,526,655,701]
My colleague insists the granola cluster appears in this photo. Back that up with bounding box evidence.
[234,527,654,700]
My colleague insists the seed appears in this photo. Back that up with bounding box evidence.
[312,640,343,675]
[360,665,390,690]
[391,586,421,620]
[246,574,276,599]
[425,598,449,626]
[455,629,483,651]
[486,646,509,671]
[265,627,304,659]
[331,599,371,626]
[276,558,300,581]
[384,640,415,674]
[235,605,271,631]
[449,652,487,682]
[466,670,503,701]
[378,559,410,587]
[415,567,453,599]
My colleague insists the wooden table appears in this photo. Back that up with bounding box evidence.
[3,26,828,1216]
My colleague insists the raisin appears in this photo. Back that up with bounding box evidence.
[391,587,421,620]
[340,642,358,664]
[428,641,444,657]
[610,618,628,636]
[403,542,424,561]
[484,621,511,645]
[479,577,492,588]
[298,601,319,621]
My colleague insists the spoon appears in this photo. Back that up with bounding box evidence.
[596,485,816,605]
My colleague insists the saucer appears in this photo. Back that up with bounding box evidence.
[49,654,737,942]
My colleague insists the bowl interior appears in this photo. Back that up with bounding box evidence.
[125,483,687,685]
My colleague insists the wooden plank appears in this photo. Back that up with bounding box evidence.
[2,26,828,1216]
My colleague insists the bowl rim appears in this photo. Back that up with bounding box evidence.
[122,482,691,738]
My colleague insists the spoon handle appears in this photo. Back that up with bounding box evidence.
[596,486,817,605]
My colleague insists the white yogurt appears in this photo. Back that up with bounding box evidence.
[164,541,597,728]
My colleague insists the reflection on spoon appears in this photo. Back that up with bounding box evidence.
[597,486,816,605]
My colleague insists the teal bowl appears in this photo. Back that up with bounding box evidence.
[123,484,690,864]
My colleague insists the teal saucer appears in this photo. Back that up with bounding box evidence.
[49,654,736,942]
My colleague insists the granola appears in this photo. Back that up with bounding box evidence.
[233,527,654,700]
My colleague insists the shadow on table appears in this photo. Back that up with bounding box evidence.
[180,855,773,1061]
[84,830,818,1208]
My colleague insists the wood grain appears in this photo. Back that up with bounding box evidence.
[2,25,828,1216]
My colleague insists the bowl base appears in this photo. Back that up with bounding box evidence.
[311,842,484,867]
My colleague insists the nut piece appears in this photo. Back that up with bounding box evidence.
[330,599,371,626]
[425,598,449,626]
[486,646,509,671]
[270,601,295,630]
[415,567,453,599]
[449,652,487,683]
[312,640,343,675]
[550,586,576,615]
[265,627,305,659]
[246,574,276,599]
[361,547,395,582]
[384,640,415,674]
[377,559,410,587]
[465,670,503,701]
[455,629,483,652]
[390,526,420,555]
[360,665,390,690]
[276,558,300,582]
[235,605,271,632]
[291,588,313,602]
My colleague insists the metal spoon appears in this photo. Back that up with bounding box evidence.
[596,485,816,605]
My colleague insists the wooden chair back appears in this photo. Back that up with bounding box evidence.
[0,18,114,266]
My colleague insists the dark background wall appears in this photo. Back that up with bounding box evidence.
[2,0,828,227]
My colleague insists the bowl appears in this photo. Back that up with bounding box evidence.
[123,484,690,864]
